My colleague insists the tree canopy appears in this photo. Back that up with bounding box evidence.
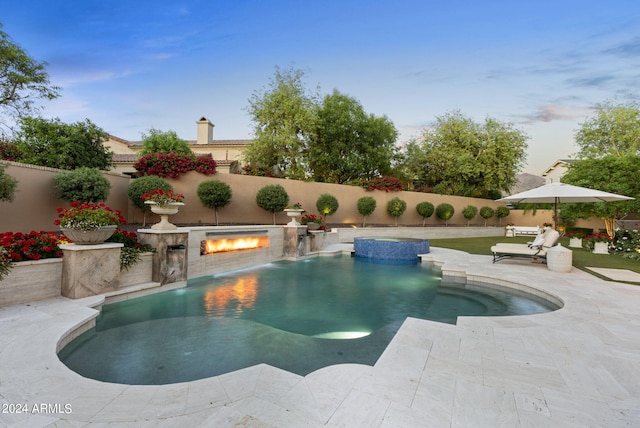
[308,90,398,183]
[0,24,60,131]
[561,155,640,237]
[574,100,640,159]
[14,117,112,170]
[244,66,318,180]
[400,111,528,197]
[139,128,192,155]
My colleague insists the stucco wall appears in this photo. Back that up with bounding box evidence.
[0,161,131,233]
[3,162,608,233]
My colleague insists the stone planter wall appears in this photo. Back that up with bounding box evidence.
[119,252,153,288]
[0,258,63,307]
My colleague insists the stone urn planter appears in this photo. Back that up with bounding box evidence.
[61,225,117,245]
[284,209,304,227]
[306,222,322,231]
[145,201,184,230]
[505,225,514,237]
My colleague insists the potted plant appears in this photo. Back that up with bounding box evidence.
[584,232,611,254]
[284,202,305,226]
[505,223,515,237]
[54,201,125,244]
[565,230,587,248]
[300,213,323,230]
[142,189,185,230]
[542,222,553,230]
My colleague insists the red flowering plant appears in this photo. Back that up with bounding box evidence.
[54,201,125,231]
[300,213,323,225]
[141,189,185,206]
[133,152,217,178]
[583,232,612,251]
[364,176,404,192]
[0,231,65,262]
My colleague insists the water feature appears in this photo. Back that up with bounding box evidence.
[59,255,558,385]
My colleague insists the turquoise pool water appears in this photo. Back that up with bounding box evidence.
[59,255,558,384]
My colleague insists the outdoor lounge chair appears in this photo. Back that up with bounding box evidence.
[491,229,561,264]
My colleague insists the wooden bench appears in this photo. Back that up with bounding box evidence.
[512,226,540,236]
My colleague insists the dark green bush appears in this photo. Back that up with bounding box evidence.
[357,196,377,227]
[416,202,435,226]
[256,184,289,225]
[462,205,478,226]
[53,167,110,202]
[316,193,339,216]
[0,165,18,202]
[197,180,232,225]
[387,197,407,226]
[436,203,455,226]
[479,206,495,226]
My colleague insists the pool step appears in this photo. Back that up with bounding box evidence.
[103,281,164,303]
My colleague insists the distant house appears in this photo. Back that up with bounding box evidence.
[105,117,251,175]
[542,159,575,184]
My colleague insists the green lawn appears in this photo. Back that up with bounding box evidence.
[429,235,640,286]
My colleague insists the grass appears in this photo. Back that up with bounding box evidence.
[429,235,640,286]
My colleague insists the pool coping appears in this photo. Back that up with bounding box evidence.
[1,247,639,426]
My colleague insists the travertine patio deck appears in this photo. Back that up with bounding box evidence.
[0,247,638,427]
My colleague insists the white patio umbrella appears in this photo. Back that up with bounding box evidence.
[497,182,634,229]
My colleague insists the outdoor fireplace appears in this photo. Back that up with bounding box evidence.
[200,230,270,255]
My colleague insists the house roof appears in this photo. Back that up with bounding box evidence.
[108,135,251,147]
[542,159,575,176]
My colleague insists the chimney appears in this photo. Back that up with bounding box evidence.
[196,117,214,145]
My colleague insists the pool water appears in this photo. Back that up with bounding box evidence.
[59,255,558,384]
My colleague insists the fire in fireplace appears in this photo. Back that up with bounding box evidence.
[201,236,269,255]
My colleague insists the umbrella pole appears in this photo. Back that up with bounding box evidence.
[553,197,559,230]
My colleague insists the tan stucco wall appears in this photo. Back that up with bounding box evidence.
[128,171,515,227]
[0,161,131,233]
[4,162,606,233]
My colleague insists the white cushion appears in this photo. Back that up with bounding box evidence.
[529,234,545,248]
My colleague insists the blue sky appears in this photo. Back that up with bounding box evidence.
[3,0,640,174]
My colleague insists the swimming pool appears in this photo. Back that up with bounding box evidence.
[59,255,558,384]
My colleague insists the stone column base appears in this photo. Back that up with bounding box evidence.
[60,243,124,299]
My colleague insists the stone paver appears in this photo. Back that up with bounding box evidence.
[0,247,639,427]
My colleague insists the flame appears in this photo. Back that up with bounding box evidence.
[202,236,269,255]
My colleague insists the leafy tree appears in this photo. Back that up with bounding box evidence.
[244,66,318,180]
[256,184,289,225]
[462,205,478,227]
[0,24,60,129]
[53,167,110,202]
[387,197,407,226]
[495,205,510,225]
[308,90,398,183]
[416,201,435,226]
[561,155,640,237]
[128,176,172,226]
[197,180,232,225]
[575,100,640,158]
[139,128,192,156]
[0,164,17,201]
[401,111,527,196]
[15,117,112,170]
[357,196,376,227]
[436,203,455,226]
[479,206,495,227]
[316,193,339,221]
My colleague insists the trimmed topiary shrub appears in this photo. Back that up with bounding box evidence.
[416,201,434,227]
[435,203,455,226]
[357,196,377,227]
[128,176,172,226]
[495,205,510,225]
[316,193,339,219]
[53,167,110,202]
[387,197,407,226]
[256,184,289,225]
[197,179,232,225]
[479,206,495,227]
[462,205,478,227]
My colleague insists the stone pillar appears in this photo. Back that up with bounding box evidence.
[60,243,124,299]
[309,230,325,252]
[283,226,307,258]
[138,230,189,284]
